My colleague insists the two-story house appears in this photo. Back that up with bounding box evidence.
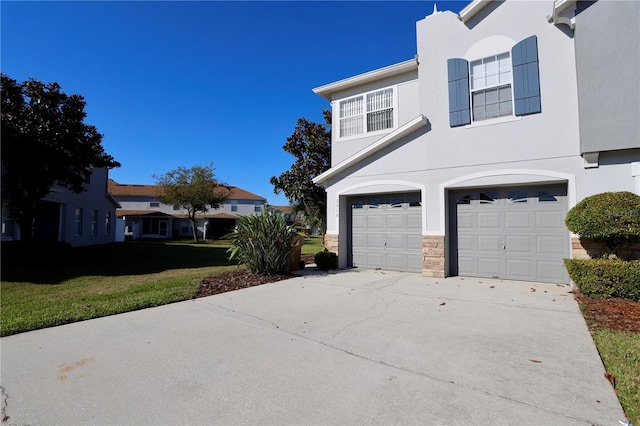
[312,0,639,283]
[108,180,267,240]
[1,167,122,247]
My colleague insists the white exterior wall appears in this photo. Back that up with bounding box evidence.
[319,0,639,271]
[330,71,419,164]
[42,167,118,247]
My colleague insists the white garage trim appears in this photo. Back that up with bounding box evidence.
[335,180,427,235]
[437,169,576,235]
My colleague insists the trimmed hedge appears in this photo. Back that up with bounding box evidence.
[564,258,640,301]
[315,249,338,271]
[565,191,640,254]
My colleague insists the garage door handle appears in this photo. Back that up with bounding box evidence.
[503,241,506,250]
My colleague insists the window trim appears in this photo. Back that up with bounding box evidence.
[336,85,399,141]
[469,52,514,123]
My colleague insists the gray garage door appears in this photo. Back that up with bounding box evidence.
[450,185,570,283]
[350,193,422,273]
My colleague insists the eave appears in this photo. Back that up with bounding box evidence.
[312,59,418,101]
[458,0,491,23]
[313,115,428,185]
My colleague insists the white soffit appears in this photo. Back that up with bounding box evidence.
[312,59,418,101]
[313,115,428,185]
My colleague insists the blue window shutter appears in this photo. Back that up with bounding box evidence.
[447,58,471,127]
[512,35,541,116]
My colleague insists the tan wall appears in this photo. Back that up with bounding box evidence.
[422,235,445,278]
[572,237,640,260]
[324,234,339,255]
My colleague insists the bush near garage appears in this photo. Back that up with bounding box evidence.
[315,249,338,271]
[564,258,640,301]
[227,208,299,275]
[565,191,640,258]
[564,191,640,300]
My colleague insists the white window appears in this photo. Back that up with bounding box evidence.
[91,209,99,235]
[149,202,160,208]
[254,201,261,213]
[231,200,238,212]
[338,87,395,138]
[470,53,512,121]
[74,208,83,236]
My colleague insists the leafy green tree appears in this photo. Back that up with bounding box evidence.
[270,110,331,234]
[153,163,229,242]
[228,207,299,275]
[565,191,640,257]
[1,74,120,241]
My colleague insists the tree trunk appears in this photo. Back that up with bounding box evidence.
[190,217,199,243]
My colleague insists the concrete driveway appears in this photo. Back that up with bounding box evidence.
[0,269,626,425]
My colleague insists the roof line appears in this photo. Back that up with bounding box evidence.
[313,115,428,185]
[312,58,418,101]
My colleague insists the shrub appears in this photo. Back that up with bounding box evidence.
[565,191,640,256]
[314,249,338,271]
[227,208,299,275]
[564,258,640,301]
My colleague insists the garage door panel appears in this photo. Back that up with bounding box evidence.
[477,212,502,230]
[386,215,405,230]
[386,234,405,249]
[458,256,476,275]
[367,234,385,248]
[477,234,503,251]
[506,235,532,253]
[407,235,423,250]
[535,211,567,230]
[458,234,475,251]
[352,234,366,249]
[366,252,385,269]
[478,257,501,276]
[452,185,569,284]
[536,235,567,255]
[350,193,422,273]
[386,253,406,270]
[407,254,423,271]
[367,215,384,230]
[537,260,569,282]
[457,212,475,229]
[407,214,422,230]
[505,258,533,278]
[505,211,533,229]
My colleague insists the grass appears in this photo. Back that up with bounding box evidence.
[593,330,640,425]
[1,236,326,337]
[301,234,324,256]
[0,240,239,336]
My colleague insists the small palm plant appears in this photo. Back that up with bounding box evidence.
[228,207,299,275]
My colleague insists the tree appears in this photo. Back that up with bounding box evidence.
[270,110,331,234]
[1,74,120,241]
[153,163,229,242]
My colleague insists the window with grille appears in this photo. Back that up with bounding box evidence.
[470,53,513,121]
[91,209,99,235]
[74,208,83,236]
[338,87,395,138]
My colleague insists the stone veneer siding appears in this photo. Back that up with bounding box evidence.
[572,237,640,260]
[422,235,445,278]
[324,233,339,255]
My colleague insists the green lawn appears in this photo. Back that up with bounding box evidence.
[0,241,239,336]
[1,237,326,337]
[593,330,640,425]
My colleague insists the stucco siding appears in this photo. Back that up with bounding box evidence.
[575,0,640,153]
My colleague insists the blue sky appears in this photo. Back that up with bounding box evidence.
[2,0,464,206]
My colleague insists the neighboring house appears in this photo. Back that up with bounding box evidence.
[312,0,639,283]
[108,180,266,240]
[1,167,122,247]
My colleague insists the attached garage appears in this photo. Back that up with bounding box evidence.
[449,185,570,284]
[349,193,423,273]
